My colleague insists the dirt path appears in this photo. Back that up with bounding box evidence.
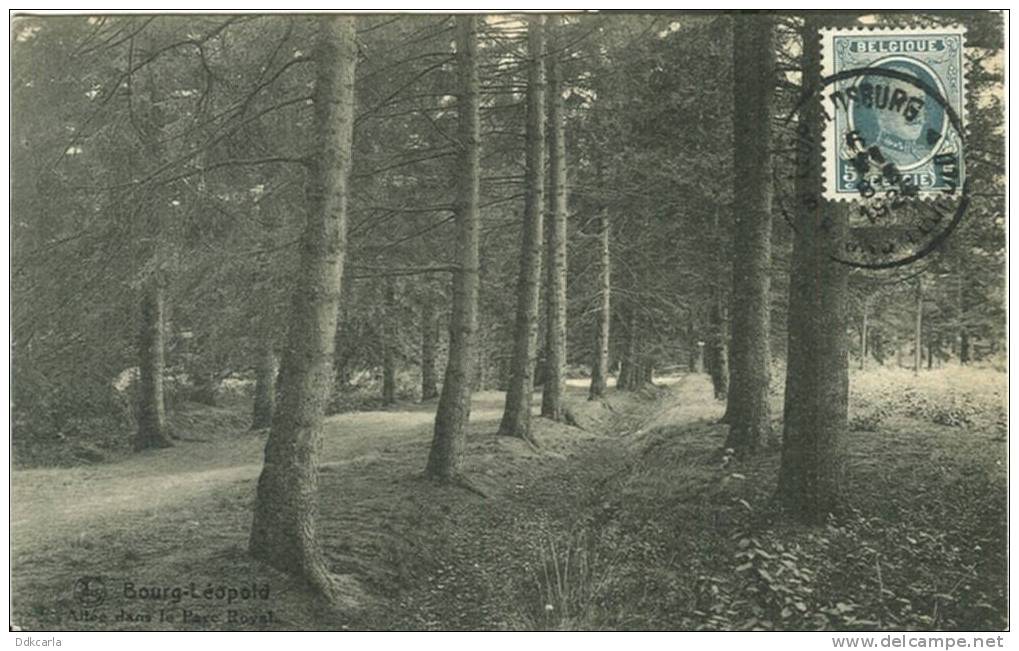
[10,381,693,631]
[10,392,509,550]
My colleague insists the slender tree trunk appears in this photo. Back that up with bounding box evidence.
[776,14,850,524]
[589,210,611,400]
[860,298,868,370]
[616,308,632,391]
[476,345,487,391]
[687,343,699,373]
[617,348,632,391]
[333,267,356,393]
[618,310,647,391]
[420,298,439,401]
[706,287,730,401]
[427,16,481,480]
[251,340,276,430]
[191,368,219,406]
[249,16,357,603]
[136,276,173,450]
[382,279,397,405]
[957,272,969,365]
[475,329,488,390]
[541,26,568,421]
[914,276,923,375]
[533,346,546,388]
[498,16,546,441]
[135,73,172,452]
[725,14,775,455]
[636,315,650,386]
[705,209,729,400]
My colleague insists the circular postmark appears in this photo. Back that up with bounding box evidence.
[73,576,106,607]
[777,62,968,270]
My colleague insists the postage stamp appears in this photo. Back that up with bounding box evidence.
[821,27,967,201]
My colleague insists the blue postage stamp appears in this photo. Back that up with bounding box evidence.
[821,27,966,201]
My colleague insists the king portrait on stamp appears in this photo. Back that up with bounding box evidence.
[822,26,967,201]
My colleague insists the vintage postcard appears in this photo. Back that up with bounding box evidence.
[8,9,1008,643]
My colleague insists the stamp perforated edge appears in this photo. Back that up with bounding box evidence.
[819,25,969,203]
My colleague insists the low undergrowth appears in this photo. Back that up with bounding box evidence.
[849,367,1007,436]
[507,370,1006,631]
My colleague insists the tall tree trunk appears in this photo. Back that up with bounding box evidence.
[426,16,481,480]
[475,328,488,390]
[618,310,647,391]
[776,14,850,524]
[706,209,730,402]
[541,26,568,421]
[190,367,219,406]
[476,346,487,390]
[617,343,632,391]
[498,15,546,441]
[725,14,775,455]
[382,278,397,405]
[251,340,276,430]
[957,272,969,365]
[135,72,172,452]
[589,210,611,400]
[616,307,632,391]
[914,276,923,375]
[333,267,356,393]
[860,298,869,370]
[420,298,439,401]
[136,276,173,450]
[706,287,730,401]
[249,16,357,603]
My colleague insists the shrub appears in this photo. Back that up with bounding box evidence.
[13,371,134,467]
[850,367,1003,432]
[327,368,420,414]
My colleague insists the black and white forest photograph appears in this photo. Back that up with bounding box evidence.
[7,7,1010,640]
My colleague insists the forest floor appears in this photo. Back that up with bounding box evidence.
[10,369,1007,631]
